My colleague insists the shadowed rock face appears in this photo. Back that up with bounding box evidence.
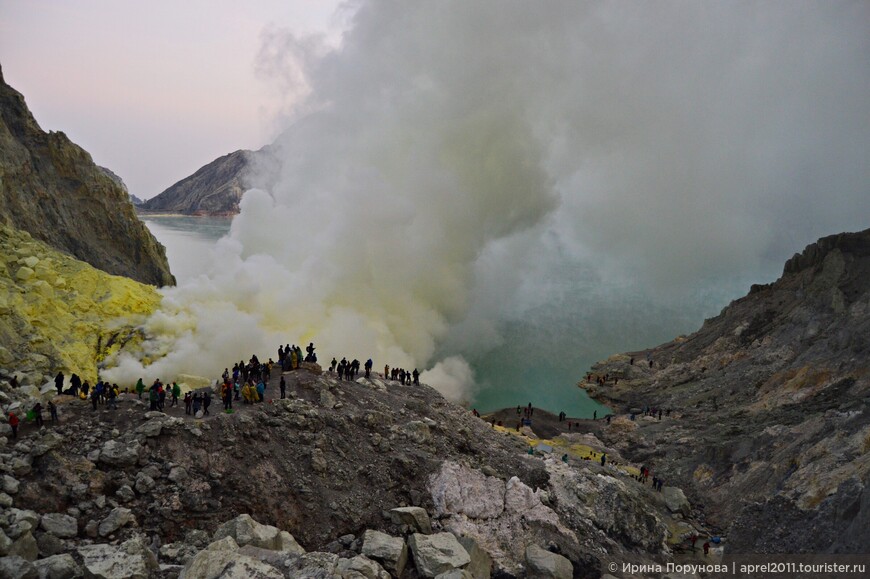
[139,150,255,216]
[138,144,280,216]
[0,64,174,287]
[586,228,870,554]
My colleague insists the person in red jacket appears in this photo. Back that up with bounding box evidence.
[8,412,19,438]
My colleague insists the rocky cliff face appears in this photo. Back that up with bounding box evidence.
[585,228,870,554]
[139,148,278,216]
[0,363,716,577]
[0,64,174,287]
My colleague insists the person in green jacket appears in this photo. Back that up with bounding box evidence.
[171,382,181,407]
[135,378,145,399]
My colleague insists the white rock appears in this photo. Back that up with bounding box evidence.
[408,533,470,578]
[361,530,407,576]
[77,535,159,579]
[40,513,78,538]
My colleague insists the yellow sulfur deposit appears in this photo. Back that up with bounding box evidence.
[0,223,162,385]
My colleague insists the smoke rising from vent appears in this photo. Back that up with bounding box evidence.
[104,1,869,404]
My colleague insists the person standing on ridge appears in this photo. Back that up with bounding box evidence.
[280,376,286,399]
[412,369,419,385]
[365,359,373,379]
[171,382,181,407]
[8,412,19,438]
[54,371,64,395]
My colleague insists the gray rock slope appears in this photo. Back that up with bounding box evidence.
[585,228,870,553]
[0,363,711,577]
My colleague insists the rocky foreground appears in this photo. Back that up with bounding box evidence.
[585,229,870,554]
[0,361,717,578]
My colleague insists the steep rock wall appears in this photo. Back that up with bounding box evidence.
[0,64,174,287]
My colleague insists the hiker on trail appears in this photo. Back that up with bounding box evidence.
[32,403,44,427]
[48,400,58,423]
[222,382,233,410]
[305,342,315,362]
[290,348,298,370]
[384,365,389,380]
[516,405,521,416]
[256,380,265,402]
[158,384,166,411]
[398,369,405,384]
[149,386,158,411]
[280,376,286,399]
[331,358,338,373]
[203,392,211,415]
[135,378,145,399]
[92,388,100,411]
[171,382,181,407]
[600,453,606,467]
[107,386,118,410]
[412,369,419,385]
[8,412,18,438]
[593,410,597,420]
[295,346,303,367]
[365,359,373,379]
[527,402,533,415]
[690,535,698,552]
[606,414,611,424]
[55,372,64,395]
[192,394,202,415]
[703,541,710,555]
[278,345,285,364]
[351,359,360,379]
[184,392,192,415]
[70,373,81,396]
[567,421,572,431]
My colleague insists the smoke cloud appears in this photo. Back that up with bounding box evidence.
[104,1,869,404]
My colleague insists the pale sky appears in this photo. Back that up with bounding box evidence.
[0,0,344,198]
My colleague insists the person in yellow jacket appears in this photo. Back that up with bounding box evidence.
[290,349,298,370]
[241,382,254,404]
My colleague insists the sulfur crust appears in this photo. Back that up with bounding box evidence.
[0,223,162,384]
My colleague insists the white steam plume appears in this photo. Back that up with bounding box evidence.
[104,1,869,404]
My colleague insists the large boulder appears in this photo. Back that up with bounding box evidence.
[180,536,283,579]
[8,532,38,561]
[77,535,159,579]
[213,514,304,554]
[525,544,573,579]
[408,533,471,578]
[335,555,391,579]
[389,507,433,534]
[39,513,78,538]
[32,553,83,579]
[662,486,691,516]
[361,530,408,576]
[457,536,492,579]
[97,507,136,537]
[97,440,140,467]
[0,555,37,579]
